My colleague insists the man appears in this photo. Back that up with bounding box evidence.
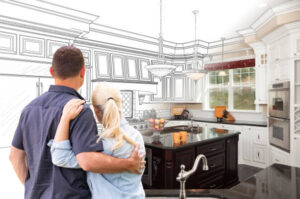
[9,46,145,199]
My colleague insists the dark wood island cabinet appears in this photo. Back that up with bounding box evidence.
[142,127,240,189]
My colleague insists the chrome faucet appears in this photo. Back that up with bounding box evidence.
[176,154,209,199]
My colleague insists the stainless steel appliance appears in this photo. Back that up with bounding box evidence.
[269,81,290,152]
[269,117,290,151]
[269,82,290,119]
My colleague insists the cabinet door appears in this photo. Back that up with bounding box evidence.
[225,136,238,185]
[78,68,91,101]
[174,148,195,188]
[112,55,125,79]
[241,128,252,162]
[140,59,151,80]
[165,76,172,100]
[126,57,139,80]
[292,137,300,167]
[255,64,267,103]
[253,144,267,164]
[152,76,164,100]
[173,76,185,100]
[0,76,38,146]
[39,77,54,95]
[94,52,110,78]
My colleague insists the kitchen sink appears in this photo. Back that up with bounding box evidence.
[162,126,202,134]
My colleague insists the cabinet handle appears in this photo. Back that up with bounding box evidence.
[40,82,44,94]
[210,164,216,168]
[210,148,217,151]
[36,82,40,97]
[275,158,279,162]
[258,135,260,140]
[209,184,217,188]
[258,152,260,158]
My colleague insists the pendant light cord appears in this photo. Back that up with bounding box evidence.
[158,0,165,62]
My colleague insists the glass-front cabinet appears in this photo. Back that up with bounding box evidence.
[112,55,125,79]
[94,51,110,78]
[126,57,139,80]
[152,74,194,102]
[140,59,151,81]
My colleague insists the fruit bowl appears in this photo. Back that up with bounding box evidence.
[148,118,165,133]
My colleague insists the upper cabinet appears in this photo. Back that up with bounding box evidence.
[126,57,139,80]
[94,51,111,79]
[112,55,125,79]
[139,59,151,81]
[173,75,185,101]
[20,35,45,57]
[151,73,195,102]
[0,32,17,54]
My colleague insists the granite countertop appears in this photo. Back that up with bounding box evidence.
[191,118,267,127]
[143,127,240,150]
[145,164,300,199]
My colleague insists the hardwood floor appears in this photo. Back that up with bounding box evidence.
[238,164,262,182]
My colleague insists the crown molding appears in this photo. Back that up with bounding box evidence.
[251,1,300,31]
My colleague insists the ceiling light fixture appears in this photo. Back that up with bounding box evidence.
[145,0,176,78]
[218,37,227,76]
[183,10,207,81]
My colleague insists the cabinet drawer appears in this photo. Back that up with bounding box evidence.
[253,144,267,164]
[270,148,289,165]
[253,129,268,145]
[197,140,225,156]
[197,153,225,178]
[197,172,224,189]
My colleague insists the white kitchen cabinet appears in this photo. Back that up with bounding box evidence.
[152,76,164,100]
[292,137,300,167]
[112,55,125,79]
[139,59,151,81]
[253,144,267,164]
[238,126,269,168]
[0,76,39,146]
[255,64,267,104]
[126,57,139,80]
[269,146,290,166]
[94,51,110,78]
[173,76,185,101]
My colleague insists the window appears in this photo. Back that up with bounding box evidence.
[206,67,255,111]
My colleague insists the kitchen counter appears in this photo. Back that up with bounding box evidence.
[142,127,240,150]
[145,164,300,199]
[192,118,267,127]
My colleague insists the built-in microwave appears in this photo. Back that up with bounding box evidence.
[269,116,290,152]
[269,82,290,119]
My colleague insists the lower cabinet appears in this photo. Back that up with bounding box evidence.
[143,134,239,189]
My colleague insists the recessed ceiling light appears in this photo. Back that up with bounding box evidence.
[258,2,268,8]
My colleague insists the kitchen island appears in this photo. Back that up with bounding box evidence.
[142,126,240,189]
[145,163,300,199]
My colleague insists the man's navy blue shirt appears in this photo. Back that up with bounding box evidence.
[12,85,103,199]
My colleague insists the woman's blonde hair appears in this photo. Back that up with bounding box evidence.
[92,82,136,150]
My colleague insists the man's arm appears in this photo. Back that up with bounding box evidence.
[76,145,146,174]
[9,146,28,184]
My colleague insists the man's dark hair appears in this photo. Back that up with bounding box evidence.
[52,46,84,79]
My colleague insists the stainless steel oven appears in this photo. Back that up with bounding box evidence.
[269,117,290,152]
[269,81,290,152]
[269,82,290,119]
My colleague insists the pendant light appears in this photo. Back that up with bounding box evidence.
[218,37,227,76]
[183,10,207,81]
[145,0,176,78]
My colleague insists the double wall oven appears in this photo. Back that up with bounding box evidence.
[269,81,290,152]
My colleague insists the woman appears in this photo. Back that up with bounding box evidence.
[48,82,145,199]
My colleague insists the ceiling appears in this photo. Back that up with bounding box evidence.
[41,0,291,43]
